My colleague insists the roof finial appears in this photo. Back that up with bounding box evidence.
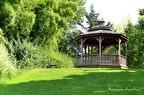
[98,18,105,26]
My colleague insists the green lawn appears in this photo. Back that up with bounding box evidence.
[0,68,144,95]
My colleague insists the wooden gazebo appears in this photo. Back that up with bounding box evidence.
[75,20,128,68]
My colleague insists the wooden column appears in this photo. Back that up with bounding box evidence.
[88,45,90,64]
[80,39,86,65]
[118,39,121,56]
[80,38,83,65]
[91,46,93,54]
[88,45,90,55]
[125,42,127,57]
[97,36,103,64]
[76,42,78,67]
[84,45,87,56]
[84,45,87,64]
[118,39,121,64]
[91,46,93,63]
[125,42,128,66]
[76,43,78,58]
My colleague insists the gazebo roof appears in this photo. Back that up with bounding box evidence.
[75,21,128,45]
[86,26,119,34]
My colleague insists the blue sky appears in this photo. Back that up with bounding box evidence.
[86,0,144,24]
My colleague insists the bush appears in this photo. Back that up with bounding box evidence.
[48,51,74,68]
[7,39,74,69]
[0,29,16,79]
[7,39,33,69]
[28,46,74,68]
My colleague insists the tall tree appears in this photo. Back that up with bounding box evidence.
[0,0,85,49]
[85,4,113,29]
[124,9,144,68]
[58,30,82,56]
[85,4,100,28]
[0,0,86,68]
[106,21,114,28]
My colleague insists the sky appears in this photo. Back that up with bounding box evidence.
[86,0,144,25]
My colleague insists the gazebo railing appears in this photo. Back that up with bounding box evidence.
[119,55,127,66]
[76,54,127,67]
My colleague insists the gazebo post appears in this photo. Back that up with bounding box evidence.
[88,45,90,55]
[88,45,90,64]
[80,38,83,65]
[98,36,103,64]
[118,38,121,64]
[76,42,78,67]
[84,45,86,55]
[91,46,93,54]
[76,43,78,58]
[84,44,87,64]
[125,42,128,66]
[125,42,127,57]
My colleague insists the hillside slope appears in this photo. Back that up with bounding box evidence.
[0,68,144,95]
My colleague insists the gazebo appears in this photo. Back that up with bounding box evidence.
[75,20,128,68]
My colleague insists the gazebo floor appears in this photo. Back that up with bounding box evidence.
[76,64,128,69]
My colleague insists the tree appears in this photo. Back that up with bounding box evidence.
[59,30,82,56]
[124,9,144,68]
[0,0,86,69]
[85,4,113,29]
[106,21,114,28]
[85,4,100,28]
[29,0,86,49]
[59,4,116,56]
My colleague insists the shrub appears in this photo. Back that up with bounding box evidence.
[7,40,74,69]
[28,46,74,68]
[7,39,33,69]
[0,29,16,79]
[48,51,74,68]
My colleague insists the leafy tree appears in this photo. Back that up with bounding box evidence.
[124,9,144,68]
[30,0,86,49]
[59,30,82,56]
[0,0,86,69]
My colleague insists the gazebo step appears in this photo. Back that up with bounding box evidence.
[120,64,128,69]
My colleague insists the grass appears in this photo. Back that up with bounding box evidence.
[0,68,144,95]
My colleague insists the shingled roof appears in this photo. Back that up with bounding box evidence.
[75,20,128,45]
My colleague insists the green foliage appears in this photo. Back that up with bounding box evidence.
[0,1,36,41]
[0,44,16,79]
[48,51,74,68]
[0,29,16,79]
[30,0,84,49]
[139,9,144,16]
[0,0,85,47]
[0,0,85,72]
[27,46,74,68]
[102,46,117,54]
[6,40,74,69]
[124,11,144,68]
[7,40,33,69]
[106,21,114,28]
[59,30,82,56]
[86,4,100,28]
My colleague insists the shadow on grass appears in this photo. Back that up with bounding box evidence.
[0,69,144,95]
